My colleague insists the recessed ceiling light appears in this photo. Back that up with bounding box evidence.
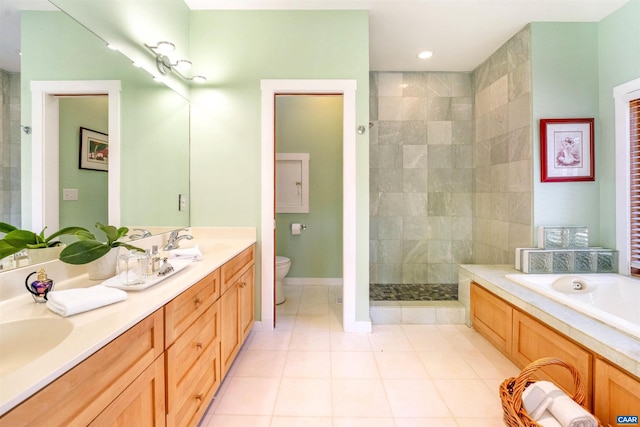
[418,51,433,59]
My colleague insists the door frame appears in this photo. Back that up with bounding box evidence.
[259,79,368,333]
[30,80,121,231]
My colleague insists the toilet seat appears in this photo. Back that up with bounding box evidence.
[276,256,290,266]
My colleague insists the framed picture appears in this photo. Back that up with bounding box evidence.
[540,118,594,182]
[79,127,109,172]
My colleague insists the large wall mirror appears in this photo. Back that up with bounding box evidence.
[2,0,191,271]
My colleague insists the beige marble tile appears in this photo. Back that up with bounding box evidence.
[384,379,453,417]
[332,379,393,417]
[273,378,332,416]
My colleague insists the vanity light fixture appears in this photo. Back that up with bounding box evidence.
[144,41,206,83]
[418,50,434,59]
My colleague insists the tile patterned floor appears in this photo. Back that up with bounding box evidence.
[369,283,458,301]
[199,285,516,426]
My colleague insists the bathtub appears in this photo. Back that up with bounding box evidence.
[505,273,640,340]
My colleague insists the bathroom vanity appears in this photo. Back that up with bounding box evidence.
[460,265,640,425]
[0,230,255,427]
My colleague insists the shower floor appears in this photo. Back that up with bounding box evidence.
[369,283,458,301]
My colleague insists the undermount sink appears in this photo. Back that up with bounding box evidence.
[551,276,597,294]
[0,317,74,375]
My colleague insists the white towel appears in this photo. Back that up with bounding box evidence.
[532,381,598,427]
[169,246,203,261]
[538,410,563,427]
[46,285,127,317]
[523,382,553,419]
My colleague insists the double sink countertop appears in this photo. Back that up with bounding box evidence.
[0,227,256,416]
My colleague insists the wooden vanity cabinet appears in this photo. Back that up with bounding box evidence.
[594,358,640,426]
[0,309,165,427]
[165,269,221,427]
[220,245,255,376]
[470,282,512,355]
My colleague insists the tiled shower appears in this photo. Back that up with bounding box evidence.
[0,69,21,227]
[369,26,533,297]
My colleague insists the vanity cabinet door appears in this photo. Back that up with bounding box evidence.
[166,301,221,427]
[512,310,593,410]
[221,245,255,293]
[0,309,164,427]
[220,282,241,377]
[470,282,513,356]
[89,357,165,427]
[239,267,255,342]
[594,358,640,425]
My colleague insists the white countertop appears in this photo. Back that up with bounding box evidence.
[0,230,255,416]
[459,264,640,378]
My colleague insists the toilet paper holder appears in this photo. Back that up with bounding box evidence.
[291,223,307,235]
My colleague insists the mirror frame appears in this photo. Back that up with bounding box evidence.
[30,80,121,231]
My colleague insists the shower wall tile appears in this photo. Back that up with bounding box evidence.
[508,93,531,132]
[402,193,428,216]
[490,104,508,137]
[507,26,530,69]
[475,114,491,143]
[490,134,509,165]
[508,126,531,162]
[490,76,509,111]
[427,121,452,145]
[509,192,532,225]
[370,71,473,286]
[403,145,429,168]
[378,168,402,192]
[509,60,530,102]
[402,121,427,145]
[452,240,473,264]
[402,216,428,240]
[378,97,403,121]
[377,72,403,97]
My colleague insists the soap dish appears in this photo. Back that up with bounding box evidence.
[102,259,192,291]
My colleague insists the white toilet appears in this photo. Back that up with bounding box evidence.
[275,256,291,305]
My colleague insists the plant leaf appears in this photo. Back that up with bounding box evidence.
[0,240,21,259]
[46,226,90,243]
[0,222,18,234]
[2,230,37,247]
[114,242,144,252]
[75,230,96,241]
[59,240,111,265]
[96,222,119,245]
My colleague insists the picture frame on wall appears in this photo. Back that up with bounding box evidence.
[540,118,595,182]
[79,127,109,172]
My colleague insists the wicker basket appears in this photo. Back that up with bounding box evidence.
[499,357,603,427]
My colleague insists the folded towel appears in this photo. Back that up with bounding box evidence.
[46,285,127,317]
[523,382,553,419]
[169,246,202,261]
[533,381,598,427]
[538,410,563,427]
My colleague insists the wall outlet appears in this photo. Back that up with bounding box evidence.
[178,194,187,211]
[62,188,78,201]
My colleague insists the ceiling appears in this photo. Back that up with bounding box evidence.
[0,0,629,73]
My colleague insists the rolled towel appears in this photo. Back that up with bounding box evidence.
[523,382,553,420]
[46,285,127,317]
[538,410,563,427]
[169,246,202,261]
[534,381,598,427]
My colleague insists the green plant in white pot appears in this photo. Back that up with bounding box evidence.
[0,222,89,263]
[60,223,143,280]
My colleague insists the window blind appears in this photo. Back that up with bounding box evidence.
[629,97,640,276]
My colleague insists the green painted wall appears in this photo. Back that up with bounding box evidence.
[275,95,343,278]
[597,0,640,248]
[531,23,601,245]
[21,11,189,230]
[189,10,370,320]
[58,97,108,232]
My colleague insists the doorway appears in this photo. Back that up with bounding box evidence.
[260,79,369,333]
[29,80,120,231]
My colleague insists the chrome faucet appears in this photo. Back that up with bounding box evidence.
[129,228,152,240]
[163,228,193,251]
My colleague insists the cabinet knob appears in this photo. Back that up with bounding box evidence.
[239,282,245,288]
[194,297,202,307]
[195,393,202,402]
[196,342,203,350]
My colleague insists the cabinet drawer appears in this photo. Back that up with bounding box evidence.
[0,309,164,427]
[512,310,593,410]
[165,269,220,345]
[166,303,220,427]
[471,282,513,355]
[221,245,255,293]
[89,357,166,427]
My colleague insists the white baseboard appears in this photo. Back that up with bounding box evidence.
[282,277,343,286]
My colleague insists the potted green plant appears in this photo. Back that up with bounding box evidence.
[59,223,143,280]
[0,222,89,263]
